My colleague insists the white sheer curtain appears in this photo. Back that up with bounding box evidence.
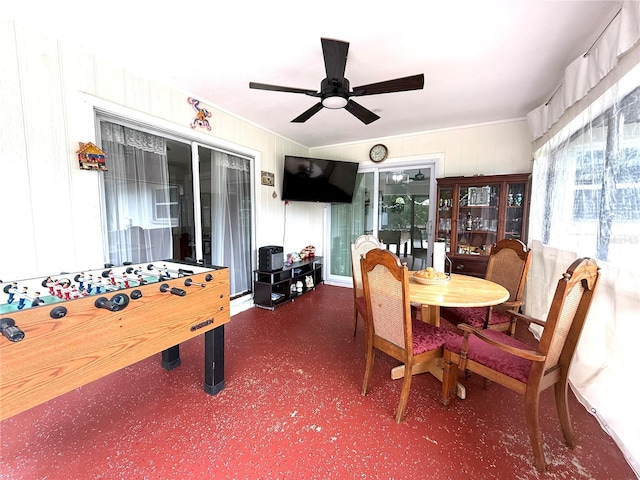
[330,173,370,278]
[209,150,251,296]
[526,66,640,475]
[101,122,172,265]
[528,1,640,140]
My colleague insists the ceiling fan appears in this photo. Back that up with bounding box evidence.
[249,38,424,125]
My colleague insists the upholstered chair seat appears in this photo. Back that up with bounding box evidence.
[444,328,532,383]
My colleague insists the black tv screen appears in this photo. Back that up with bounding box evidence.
[282,155,359,203]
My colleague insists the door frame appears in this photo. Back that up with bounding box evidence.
[324,154,442,287]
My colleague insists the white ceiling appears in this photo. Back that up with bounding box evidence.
[9,1,621,147]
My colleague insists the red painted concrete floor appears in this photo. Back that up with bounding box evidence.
[0,284,635,479]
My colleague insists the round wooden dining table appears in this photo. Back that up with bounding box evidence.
[391,272,509,399]
[408,272,510,327]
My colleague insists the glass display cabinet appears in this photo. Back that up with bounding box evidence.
[436,174,530,277]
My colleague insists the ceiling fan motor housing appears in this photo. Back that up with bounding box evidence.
[320,78,349,108]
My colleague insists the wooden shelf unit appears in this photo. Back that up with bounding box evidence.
[436,174,530,277]
[253,257,323,309]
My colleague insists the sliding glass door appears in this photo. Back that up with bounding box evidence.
[326,159,437,285]
[198,145,252,297]
[99,119,253,299]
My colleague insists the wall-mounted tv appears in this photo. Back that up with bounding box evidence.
[282,155,359,204]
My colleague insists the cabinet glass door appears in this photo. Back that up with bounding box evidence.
[505,182,526,240]
[457,184,499,255]
[437,187,453,253]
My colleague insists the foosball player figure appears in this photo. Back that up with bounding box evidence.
[32,291,44,307]
[17,287,30,310]
[76,273,86,290]
[86,274,95,293]
[162,264,171,279]
[70,284,81,299]
[94,278,104,294]
[6,282,18,304]
[137,275,146,286]
[54,280,63,299]
[61,281,72,300]
[122,274,130,288]
[45,277,56,295]
[108,269,117,286]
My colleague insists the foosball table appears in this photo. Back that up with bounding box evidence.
[0,260,230,421]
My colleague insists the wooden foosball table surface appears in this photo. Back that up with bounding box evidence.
[0,260,230,421]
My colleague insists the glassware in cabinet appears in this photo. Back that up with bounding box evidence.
[456,184,499,255]
[437,187,453,252]
[505,182,526,240]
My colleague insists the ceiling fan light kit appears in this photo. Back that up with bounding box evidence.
[322,96,348,109]
[250,38,424,124]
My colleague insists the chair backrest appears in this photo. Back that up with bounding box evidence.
[351,235,382,294]
[485,238,532,304]
[410,227,425,249]
[378,230,400,246]
[360,248,412,352]
[533,257,600,379]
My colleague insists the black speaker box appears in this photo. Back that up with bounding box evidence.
[259,246,284,272]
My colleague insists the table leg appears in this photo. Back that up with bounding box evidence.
[390,360,466,399]
[204,325,225,395]
[162,345,180,370]
[421,304,440,327]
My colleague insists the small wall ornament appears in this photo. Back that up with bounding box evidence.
[261,171,275,186]
[188,97,212,131]
[77,142,107,171]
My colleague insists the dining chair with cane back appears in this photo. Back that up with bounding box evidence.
[360,248,458,422]
[350,235,382,336]
[440,238,532,336]
[441,257,600,473]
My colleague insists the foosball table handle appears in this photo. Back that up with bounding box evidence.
[159,283,186,297]
[94,297,121,312]
[0,318,25,342]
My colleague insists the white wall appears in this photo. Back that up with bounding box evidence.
[0,19,532,281]
[310,119,533,177]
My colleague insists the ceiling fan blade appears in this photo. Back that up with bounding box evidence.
[321,38,349,81]
[291,102,324,123]
[344,100,380,125]
[249,82,318,96]
[352,74,425,96]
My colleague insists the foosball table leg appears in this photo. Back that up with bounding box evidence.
[204,325,225,395]
[161,345,181,371]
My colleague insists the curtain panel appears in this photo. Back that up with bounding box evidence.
[101,122,172,265]
[526,66,640,475]
[527,0,640,140]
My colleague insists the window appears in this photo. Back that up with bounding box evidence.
[153,185,180,224]
[532,85,640,267]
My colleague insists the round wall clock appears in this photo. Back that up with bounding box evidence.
[369,144,388,163]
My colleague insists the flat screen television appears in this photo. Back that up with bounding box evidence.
[282,155,359,203]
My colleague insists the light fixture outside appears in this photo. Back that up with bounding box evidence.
[322,96,348,109]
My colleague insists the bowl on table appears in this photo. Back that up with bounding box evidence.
[413,268,450,286]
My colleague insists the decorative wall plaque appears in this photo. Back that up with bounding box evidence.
[77,142,107,171]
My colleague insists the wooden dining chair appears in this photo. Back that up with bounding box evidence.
[360,248,457,422]
[350,235,382,336]
[410,226,429,270]
[441,238,532,336]
[441,257,600,472]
